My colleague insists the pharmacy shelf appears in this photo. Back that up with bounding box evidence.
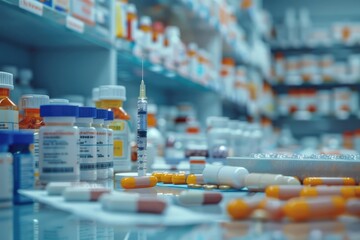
[273,82,360,91]
[0,0,112,49]
[271,43,360,55]
[272,82,360,93]
[274,116,360,138]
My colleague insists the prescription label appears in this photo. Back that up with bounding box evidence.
[96,130,108,168]
[66,16,84,34]
[39,130,79,182]
[0,110,19,130]
[79,130,96,171]
[0,154,13,206]
[110,119,130,171]
[19,0,43,16]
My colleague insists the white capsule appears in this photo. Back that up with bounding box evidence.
[63,187,110,201]
[178,191,223,205]
[46,182,101,195]
[100,193,167,214]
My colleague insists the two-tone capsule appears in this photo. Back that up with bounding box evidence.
[346,199,360,217]
[63,187,110,201]
[177,191,222,205]
[101,193,167,214]
[187,174,205,185]
[121,176,158,189]
[303,177,356,186]
[227,197,264,220]
[265,185,305,200]
[283,196,345,221]
[300,186,359,199]
[259,198,285,221]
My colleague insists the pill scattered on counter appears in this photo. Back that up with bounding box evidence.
[101,193,167,214]
[121,176,158,189]
[186,174,204,185]
[203,184,218,190]
[178,191,223,205]
[151,172,164,182]
[63,187,110,201]
[303,177,356,186]
[161,173,174,184]
[300,186,357,199]
[187,184,203,189]
[227,197,264,220]
[265,185,305,200]
[172,173,187,184]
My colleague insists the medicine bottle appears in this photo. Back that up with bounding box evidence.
[92,87,101,108]
[0,71,18,130]
[207,117,230,159]
[39,105,80,183]
[139,16,152,54]
[0,132,13,208]
[19,94,49,182]
[115,0,128,39]
[10,132,34,204]
[75,107,97,181]
[104,110,114,178]
[93,109,109,179]
[126,4,138,42]
[99,85,131,172]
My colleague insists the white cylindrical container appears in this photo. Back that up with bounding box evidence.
[207,117,230,159]
[217,166,249,189]
[93,109,109,180]
[39,105,80,183]
[104,110,114,178]
[0,132,13,208]
[189,156,206,174]
[75,107,97,181]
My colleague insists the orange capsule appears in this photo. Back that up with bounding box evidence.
[172,173,187,184]
[283,196,345,221]
[227,197,264,220]
[300,186,357,199]
[121,176,158,189]
[265,185,304,200]
[161,173,174,184]
[303,177,356,186]
[151,172,164,182]
[259,198,285,221]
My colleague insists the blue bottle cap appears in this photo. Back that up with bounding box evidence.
[0,131,13,145]
[107,110,114,121]
[95,109,108,120]
[12,132,34,144]
[40,105,79,117]
[78,107,96,118]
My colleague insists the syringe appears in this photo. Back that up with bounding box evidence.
[137,75,147,176]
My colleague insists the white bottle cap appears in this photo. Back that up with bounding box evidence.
[92,87,99,102]
[148,104,157,114]
[99,85,126,101]
[218,166,249,189]
[140,16,152,26]
[127,3,136,13]
[1,66,18,79]
[0,71,14,89]
[19,68,33,85]
[203,164,222,184]
[49,98,70,104]
[21,94,50,109]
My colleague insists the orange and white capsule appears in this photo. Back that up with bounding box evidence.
[346,199,360,217]
[227,197,264,220]
[186,174,204,185]
[265,185,305,200]
[178,191,222,205]
[121,176,158,189]
[283,196,345,221]
[63,187,110,201]
[161,173,174,184]
[172,173,187,184]
[259,198,285,221]
[303,177,356,186]
[101,193,167,214]
[300,186,357,199]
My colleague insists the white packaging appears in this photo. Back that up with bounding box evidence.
[93,116,109,179]
[71,0,95,25]
[76,109,97,181]
[0,151,13,208]
[39,112,80,183]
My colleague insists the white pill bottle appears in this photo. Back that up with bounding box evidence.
[39,105,80,183]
